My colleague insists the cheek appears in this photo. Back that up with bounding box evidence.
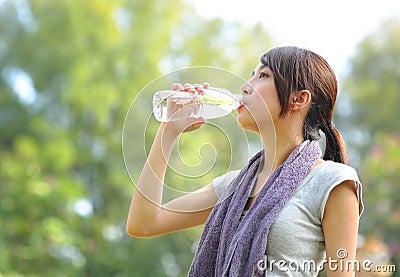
[259,93,281,120]
[251,98,275,122]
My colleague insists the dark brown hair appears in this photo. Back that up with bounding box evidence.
[260,46,348,164]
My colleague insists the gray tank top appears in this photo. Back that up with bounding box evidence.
[212,160,364,276]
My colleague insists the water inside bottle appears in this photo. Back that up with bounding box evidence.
[153,88,242,122]
[153,91,199,122]
[199,89,241,119]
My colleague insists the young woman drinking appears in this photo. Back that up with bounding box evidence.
[126,46,364,276]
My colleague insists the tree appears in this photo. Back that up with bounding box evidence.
[0,0,273,275]
[342,19,400,273]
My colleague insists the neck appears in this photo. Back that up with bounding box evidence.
[259,124,304,175]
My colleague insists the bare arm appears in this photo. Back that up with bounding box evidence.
[126,83,217,237]
[322,180,360,277]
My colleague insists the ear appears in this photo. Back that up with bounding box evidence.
[290,90,311,111]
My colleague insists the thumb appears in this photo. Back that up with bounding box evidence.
[194,116,206,124]
[183,116,206,133]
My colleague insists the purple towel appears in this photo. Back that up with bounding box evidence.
[188,140,322,276]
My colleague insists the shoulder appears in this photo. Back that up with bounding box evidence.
[313,160,360,183]
[301,161,361,194]
[303,160,364,220]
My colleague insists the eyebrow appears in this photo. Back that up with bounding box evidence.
[252,65,267,76]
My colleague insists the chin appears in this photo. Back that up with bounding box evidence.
[237,114,259,133]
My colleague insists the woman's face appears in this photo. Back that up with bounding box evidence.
[237,64,281,133]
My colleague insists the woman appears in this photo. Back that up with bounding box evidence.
[126,46,364,276]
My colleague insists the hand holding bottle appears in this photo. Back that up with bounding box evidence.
[160,83,207,135]
[153,82,242,124]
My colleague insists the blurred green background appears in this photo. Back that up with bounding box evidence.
[0,0,399,276]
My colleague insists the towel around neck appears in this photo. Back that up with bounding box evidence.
[188,140,322,277]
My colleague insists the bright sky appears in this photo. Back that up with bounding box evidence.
[190,0,400,78]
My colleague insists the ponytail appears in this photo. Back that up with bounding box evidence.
[321,123,348,164]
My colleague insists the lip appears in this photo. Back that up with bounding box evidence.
[237,102,245,111]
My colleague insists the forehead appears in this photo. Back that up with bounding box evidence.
[255,64,272,71]
[252,64,272,75]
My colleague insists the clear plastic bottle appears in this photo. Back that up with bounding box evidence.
[153,87,242,122]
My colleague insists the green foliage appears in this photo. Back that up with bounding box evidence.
[344,19,400,140]
[3,0,398,275]
[343,18,400,272]
[0,0,272,276]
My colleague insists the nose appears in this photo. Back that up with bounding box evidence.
[240,81,252,95]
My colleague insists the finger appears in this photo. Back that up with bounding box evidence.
[183,118,206,133]
[194,116,206,124]
[183,123,200,133]
[171,83,183,90]
[194,84,202,90]
[183,83,195,93]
